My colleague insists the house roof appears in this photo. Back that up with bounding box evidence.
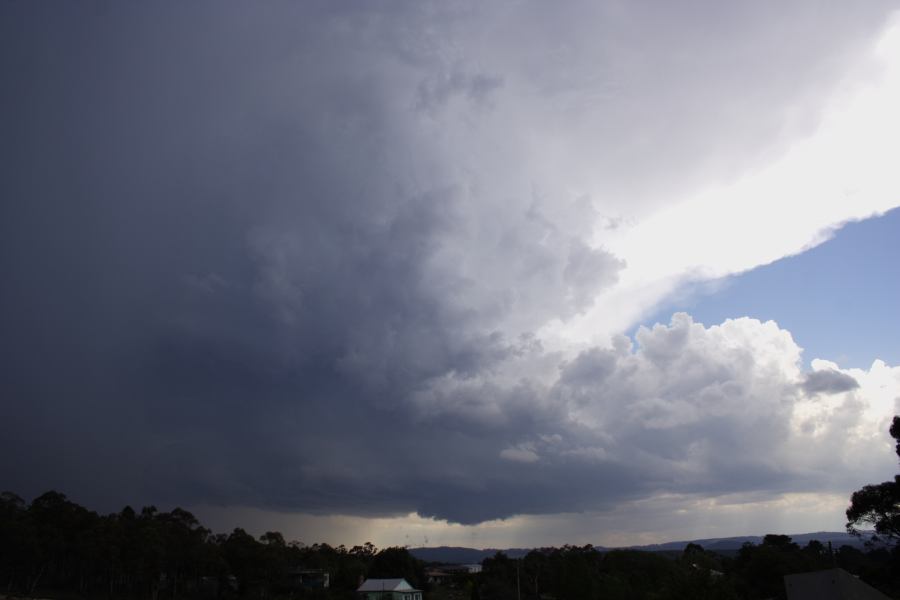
[357,578,420,592]
[784,568,890,600]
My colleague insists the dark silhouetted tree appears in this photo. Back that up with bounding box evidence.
[846,415,900,544]
[369,547,425,590]
[731,536,822,600]
[224,527,264,596]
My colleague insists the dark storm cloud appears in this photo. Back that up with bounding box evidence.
[1,1,896,524]
[801,369,860,395]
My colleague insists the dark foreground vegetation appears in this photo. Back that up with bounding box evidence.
[0,490,424,600]
[474,537,899,600]
[1,490,899,600]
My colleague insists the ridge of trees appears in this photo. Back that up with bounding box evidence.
[0,491,424,599]
[473,536,899,600]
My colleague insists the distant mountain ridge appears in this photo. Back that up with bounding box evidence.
[630,531,865,552]
[409,531,869,564]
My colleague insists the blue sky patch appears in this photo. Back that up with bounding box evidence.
[639,207,900,368]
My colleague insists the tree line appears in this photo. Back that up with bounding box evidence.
[471,535,899,600]
[0,491,424,600]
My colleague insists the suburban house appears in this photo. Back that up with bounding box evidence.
[427,563,483,585]
[426,569,450,585]
[287,567,330,589]
[357,578,423,600]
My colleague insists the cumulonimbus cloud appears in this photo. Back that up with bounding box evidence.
[0,1,898,528]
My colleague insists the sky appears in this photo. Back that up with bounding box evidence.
[640,206,900,370]
[2,1,899,550]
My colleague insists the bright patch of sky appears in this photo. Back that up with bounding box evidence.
[639,208,900,369]
[192,491,854,549]
[548,14,900,351]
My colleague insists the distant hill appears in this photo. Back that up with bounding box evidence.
[409,531,870,564]
[631,531,867,552]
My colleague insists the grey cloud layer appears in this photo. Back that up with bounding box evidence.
[1,1,896,523]
[801,369,860,395]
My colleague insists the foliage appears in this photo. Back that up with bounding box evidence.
[471,536,900,600]
[846,415,900,544]
[0,490,423,600]
[474,545,738,600]
[369,546,426,590]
